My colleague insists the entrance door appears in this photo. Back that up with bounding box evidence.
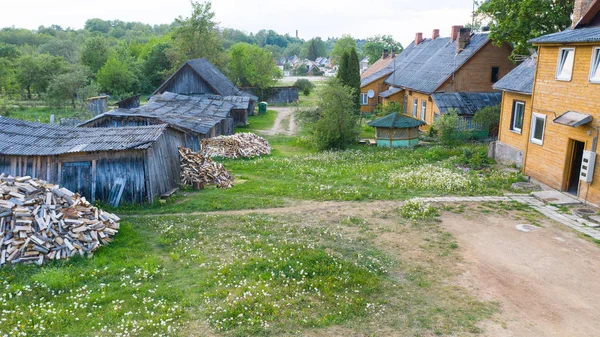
[567,140,585,195]
[61,161,92,199]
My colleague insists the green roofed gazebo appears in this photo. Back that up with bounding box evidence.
[368,113,425,148]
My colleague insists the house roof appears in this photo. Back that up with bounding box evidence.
[493,56,537,95]
[431,92,502,116]
[575,0,600,28]
[384,33,491,94]
[360,55,398,87]
[153,58,258,101]
[529,26,600,44]
[368,113,426,129]
[81,92,234,135]
[0,116,166,156]
[379,86,403,98]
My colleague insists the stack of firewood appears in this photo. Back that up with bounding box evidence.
[200,133,271,159]
[179,147,234,189]
[0,174,120,266]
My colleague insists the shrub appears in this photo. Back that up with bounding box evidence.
[294,78,315,96]
[432,109,470,145]
[374,102,403,117]
[473,104,500,132]
[400,200,438,220]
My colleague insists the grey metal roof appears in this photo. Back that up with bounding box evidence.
[431,92,502,116]
[81,92,234,135]
[493,57,536,95]
[153,58,258,101]
[361,63,395,87]
[529,26,600,44]
[384,33,491,94]
[0,117,166,156]
[198,94,251,110]
[379,86,403,98]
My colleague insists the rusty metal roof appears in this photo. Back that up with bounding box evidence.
[0,117,166,156]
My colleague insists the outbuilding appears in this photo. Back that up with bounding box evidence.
[368,113,425,148]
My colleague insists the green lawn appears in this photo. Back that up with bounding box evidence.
[235,109,278,133]
[4,106,87,124]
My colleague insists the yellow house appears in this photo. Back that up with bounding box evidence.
[382,26,515,130]
[359,50,397,113]
[492,0,600,205]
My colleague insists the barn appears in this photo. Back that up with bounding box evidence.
[0,117,185,205]
[153,58,257,126]
[79,92,235,152]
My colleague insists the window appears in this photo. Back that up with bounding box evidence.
[491,66,500,83]
[530,113,546,145]
[511,101,525,133]
[589,47,600,83]
[556,48,575,81]
[421,100,426,121]
[403,95,408,113]
[413,98,418,118]
[360,93,368,106]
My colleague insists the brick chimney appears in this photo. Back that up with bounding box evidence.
[432,29,440,39]
[456,28,472,54]
[450,25,463,42]
[382,49,389,59]
[572,0,594,27]
[415,32,423,45]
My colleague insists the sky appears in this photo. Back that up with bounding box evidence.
[0,0,477,46]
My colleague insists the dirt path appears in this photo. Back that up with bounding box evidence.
[443,212,600,337]
[262,107,297,136]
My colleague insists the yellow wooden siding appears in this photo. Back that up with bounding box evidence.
[524,44,600,204]
[498,92,532,152]
[360,76,389,113]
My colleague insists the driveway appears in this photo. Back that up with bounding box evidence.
[261,106,297,136]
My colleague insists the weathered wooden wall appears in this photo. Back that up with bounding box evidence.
[437,42,515,93]
[145,128,186,200]
[161,65,218,96]
[241,87,298,104]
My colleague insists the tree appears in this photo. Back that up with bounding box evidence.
[170,1,227,71]
[473,104,501,134]
[47,64,90,108]
[228,43,281,89]
[307,78,360,150]
[39,39,79,63]
[81,36,110,74]
[84,18,111,34]
[16,54,66,99]
[294,79,315,96]
[337,52,349,84]
[477,0,574,58]
[142,42,173,90]
[306,38,326,61]
[346,48,361,110]
[96,56,138,97]
[331,35,357,64]
[362,35,403,64]
[432,109,469,145]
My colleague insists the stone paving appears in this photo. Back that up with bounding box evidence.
[412,194,600,241]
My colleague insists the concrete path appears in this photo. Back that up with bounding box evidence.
[412,194,600,240]
[261,107,297,136]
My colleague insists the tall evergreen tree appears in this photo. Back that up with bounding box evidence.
[346,48,361,111]
[336,52,349,85]
[307,39,318,61]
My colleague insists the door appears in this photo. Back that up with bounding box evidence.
[61,161,92,199]
[567,140,585,195]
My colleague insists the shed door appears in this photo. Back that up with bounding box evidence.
[61,162,92,198]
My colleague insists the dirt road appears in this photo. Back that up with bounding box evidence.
[261,107,297,136]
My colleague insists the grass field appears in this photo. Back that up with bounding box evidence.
[3,106,87,123]
[235,110,278,133]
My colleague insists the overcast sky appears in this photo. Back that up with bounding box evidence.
[0,0,476,46]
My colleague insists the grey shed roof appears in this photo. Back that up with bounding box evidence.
[384,33,491,94]
[81,92,234,135]
[0,117,166,156]
[153,58,258,101]
[529,26,600,44]
[493,57,536,95]
[379,86,403,98]
[431,92,502,116]
[199,94,251,110]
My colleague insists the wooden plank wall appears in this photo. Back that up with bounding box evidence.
[163,65,217,95]
[145,128,187,201]
[497,91,532,152]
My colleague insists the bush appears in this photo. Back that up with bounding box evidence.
[374,102,403,117]
[432,109,470,145]
[473,104,500,131]
[294,78,315,96]
[0,98,13,116]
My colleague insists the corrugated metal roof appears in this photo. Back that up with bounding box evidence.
[81,92,234,135]
[198,94,251,110]
[431,92,502,116]
[529,26,600,44]
[384,33,491,94]
[493,57,536,94]
[0,117,166,156]
[368,113,426,128]
[379,87,403,98]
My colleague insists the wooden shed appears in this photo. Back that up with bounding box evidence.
[368,113,425,147]
[0,117,185,205]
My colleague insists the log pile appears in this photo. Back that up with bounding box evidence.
[179,147,234,189]
[0,174,120,266]
[200,133,271,159]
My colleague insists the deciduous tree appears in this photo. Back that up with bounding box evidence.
[47,64,90,108]
[362,35,403,64]
[228,42,281,90]
[96,56,138,98]
[81,36,110,74]
[331,35,356,64]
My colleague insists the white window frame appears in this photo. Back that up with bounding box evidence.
[511,101,525,133]
[421,100,426,121]
[556,47,575,81]
[360,93,368,106]
[589,47,600,84]
[412,98,418,118]
[530,113,546,146]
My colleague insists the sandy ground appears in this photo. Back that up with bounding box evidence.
[261,107,297,136]
[443,212,600,337]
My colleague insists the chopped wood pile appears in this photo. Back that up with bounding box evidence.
[200,133,271,159]
[179,147,234,189]
[0,174,120,266]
